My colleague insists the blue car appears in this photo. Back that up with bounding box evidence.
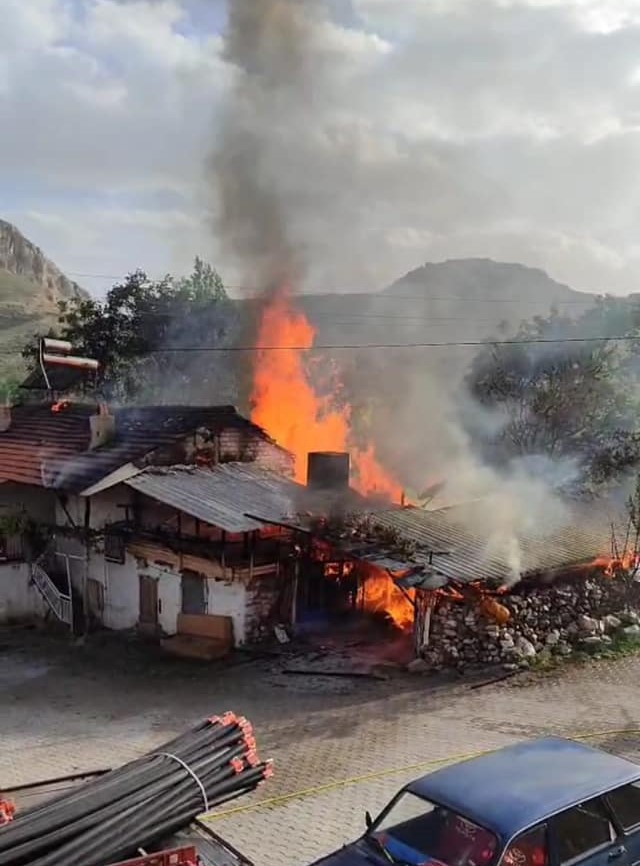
[311,737,640,866]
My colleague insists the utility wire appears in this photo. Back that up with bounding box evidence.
[21,333,631,356]
[0,334,635,357]
[63,270,609,306]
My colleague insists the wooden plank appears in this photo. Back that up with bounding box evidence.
[177,613,233,642]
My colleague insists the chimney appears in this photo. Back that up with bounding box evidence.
[89,402,115,450]
[307,451,350,491]
[0,405,11,433]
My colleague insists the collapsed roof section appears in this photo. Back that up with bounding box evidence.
[321,498,633,588]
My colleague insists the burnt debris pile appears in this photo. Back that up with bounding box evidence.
[0,712,272,866]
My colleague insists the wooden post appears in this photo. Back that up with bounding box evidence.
[291,559,299,626]
[415,591,433,656]
[83,498,91,639]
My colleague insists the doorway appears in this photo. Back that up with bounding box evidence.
[139,575,159,633]
[181,571,207,615]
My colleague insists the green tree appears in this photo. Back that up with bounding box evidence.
[23,258,233,402]
[466,302,640,491]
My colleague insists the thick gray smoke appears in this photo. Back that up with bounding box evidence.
[208,0,584,586]
[211,0,317,292]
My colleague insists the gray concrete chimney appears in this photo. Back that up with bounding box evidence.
[89,403,115,450]
[0,405,12,433]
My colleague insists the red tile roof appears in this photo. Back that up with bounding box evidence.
[0,403,93,486]
[0,403,285,491]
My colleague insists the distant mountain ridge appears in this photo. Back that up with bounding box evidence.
[0,220,86,311]
[0,221,89,384]
[384,258,587,304]
[295,258,596,357]
[0,221,602,390]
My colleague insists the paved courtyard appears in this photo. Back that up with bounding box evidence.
[3,627,640,865]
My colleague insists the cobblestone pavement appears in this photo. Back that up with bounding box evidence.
[3,628,640,866]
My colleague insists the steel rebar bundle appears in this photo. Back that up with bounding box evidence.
[0,712,273,866]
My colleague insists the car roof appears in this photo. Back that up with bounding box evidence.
[407,737,640,841]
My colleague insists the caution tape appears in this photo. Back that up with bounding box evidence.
[201,728,640,822]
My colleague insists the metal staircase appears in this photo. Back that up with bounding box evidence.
[30,562,72,626]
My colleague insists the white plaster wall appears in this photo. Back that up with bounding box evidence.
[55,487,132,531]
[101,553,139,630]
[150,565,181,635]
[89,486,133,528]
[0,563,46,623]
[55,493,83,529]
[207,578,247,645]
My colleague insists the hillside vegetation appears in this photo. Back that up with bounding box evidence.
[0,221,87,386]
[0,220,602,394]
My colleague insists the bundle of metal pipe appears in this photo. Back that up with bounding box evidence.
[0,712,272,866]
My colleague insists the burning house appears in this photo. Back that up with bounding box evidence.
[319,498,640,670]
[0,391,636,668]
[0,330,637,670]
[0,389,404,654]
[0,400,300,644]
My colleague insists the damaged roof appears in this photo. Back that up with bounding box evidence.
[0,403,283,490]
[124,463,311,533]
[0,403,95,486]
[363,498,632,585]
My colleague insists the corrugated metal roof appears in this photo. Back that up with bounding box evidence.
[124,463,311,533]
[369,498,632,585]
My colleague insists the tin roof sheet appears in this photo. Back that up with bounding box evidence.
[369,498,631,584]
[125,463,314,533]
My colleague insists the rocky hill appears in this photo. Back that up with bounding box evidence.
[291,258,596,383]
[0,221,88,386]
[0,222,602,395]
[299,258,594,346]
[0,220,85,310]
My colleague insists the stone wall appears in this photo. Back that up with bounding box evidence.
[422,575,640,671]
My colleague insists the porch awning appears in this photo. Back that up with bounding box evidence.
[125,463,308,534]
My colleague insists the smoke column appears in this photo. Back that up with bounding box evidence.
[209,0,575,579]
[211,0,317,294]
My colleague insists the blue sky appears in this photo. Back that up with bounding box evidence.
[4,0,640,297]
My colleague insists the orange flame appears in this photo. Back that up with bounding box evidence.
[358,563,414,630]
[250,286,402,500]
[592,550,640,577]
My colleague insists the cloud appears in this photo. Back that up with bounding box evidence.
[3,0,640,296]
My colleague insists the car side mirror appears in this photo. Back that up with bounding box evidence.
[365,811,373,830]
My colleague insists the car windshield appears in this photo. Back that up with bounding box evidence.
[368,793,499,866]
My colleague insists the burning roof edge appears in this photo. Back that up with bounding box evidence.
[317,498,635,589]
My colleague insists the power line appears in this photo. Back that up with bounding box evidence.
[0,334,634,359]
[79,333,640,354]
[63,271,607,306]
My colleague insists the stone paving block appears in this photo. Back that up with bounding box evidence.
[4,630,640,865]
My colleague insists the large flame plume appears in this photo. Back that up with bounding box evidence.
[251,286,402,499]
[358,564,415,631]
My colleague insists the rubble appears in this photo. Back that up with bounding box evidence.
[423,575,640,671]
